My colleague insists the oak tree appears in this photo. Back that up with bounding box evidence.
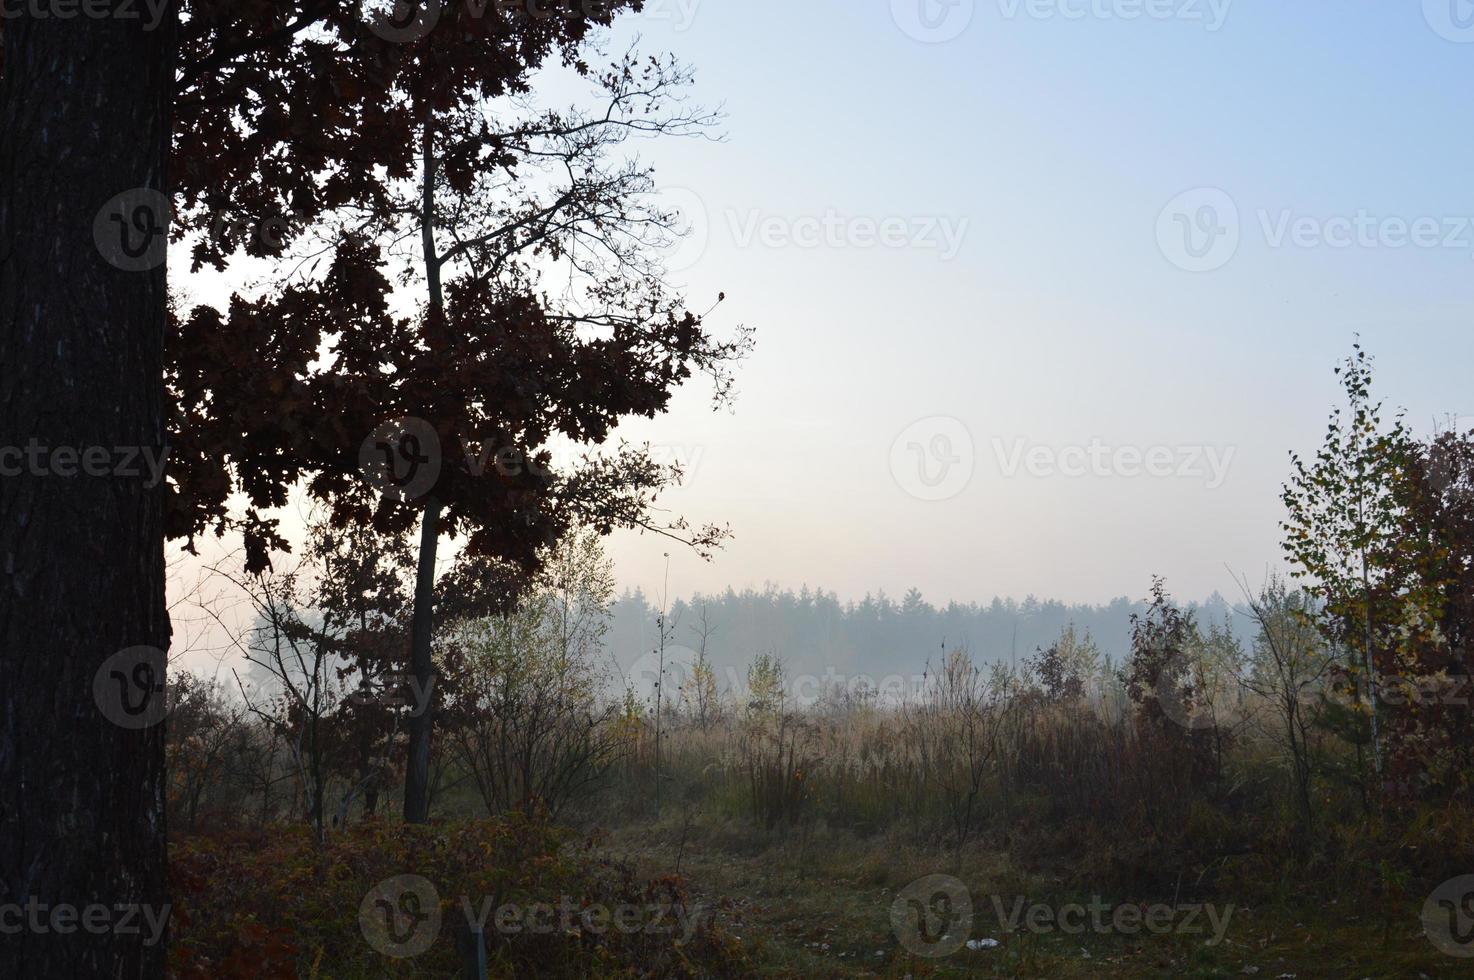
[168,4,748,822]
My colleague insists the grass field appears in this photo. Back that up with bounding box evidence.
[599,818,1455,979]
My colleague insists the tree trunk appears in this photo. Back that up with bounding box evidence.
[403,497,442,823]
[0,5,176,976]
[403,111,443,824]
[1361,558,1382,778]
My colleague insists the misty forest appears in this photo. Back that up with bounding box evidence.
[3,2,1474,978]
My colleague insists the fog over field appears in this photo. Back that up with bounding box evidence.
[603,584,1256,701]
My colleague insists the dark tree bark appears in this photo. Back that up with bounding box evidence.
[403,497,442,824]
[0,5,176,976]
[403,116,443,825]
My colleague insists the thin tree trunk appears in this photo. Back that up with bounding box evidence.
[0,5,176,975]
[404,496,442,823]
[1362,568,1381,778]
[403,110,445,824]
[1357,496,1382,779]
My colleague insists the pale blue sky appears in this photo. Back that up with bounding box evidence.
[584,0,1474,605]
[180,2,1474,617]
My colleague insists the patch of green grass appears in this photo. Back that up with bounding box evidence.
[600,818,1457,978]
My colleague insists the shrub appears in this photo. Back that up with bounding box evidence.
[169,813,748,978]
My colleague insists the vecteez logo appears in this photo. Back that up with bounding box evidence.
[1158,187,1474,272]
[0,0,171,30]
[1424,875,1474,957]
[891,0,976,43]
[358,417,442,502]
[366,0,443,42]
[889,416,976,502]
[361,875,442,958]
[726,209,969,260]
[996,0,1232,30]
[94,187,172,272]
[360,876,709,959]
[1156,188,1240,272]
[657,187,711,274]
[991,438,1237,489]
[94,646,169,730]
[891,874,973,956]
[1424,0,1474,42]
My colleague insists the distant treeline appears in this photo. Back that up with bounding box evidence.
[605,585,1254,695]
